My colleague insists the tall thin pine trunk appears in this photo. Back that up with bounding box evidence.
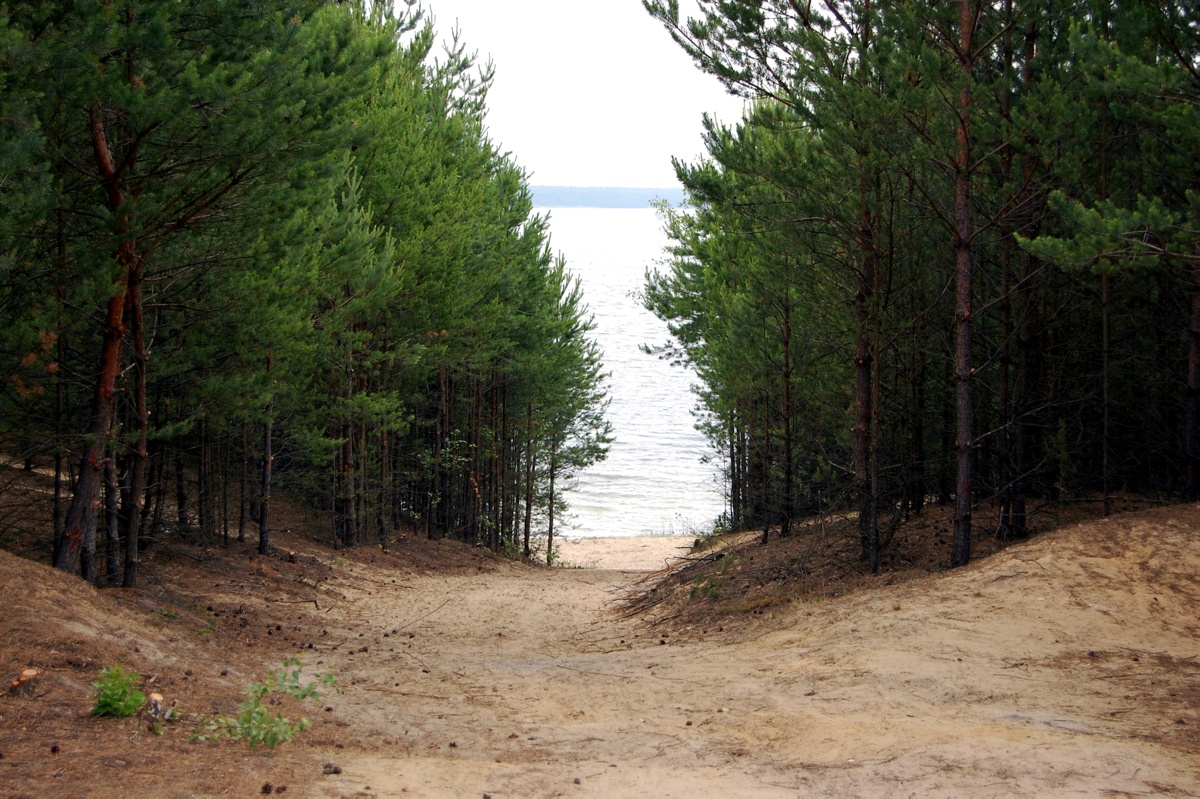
[546,448,556,566]
[853,5,878,565]
[198,417,211,544]
[523,403,534,559]
[260,398,273,555]
[122,265,149,587]
[53,207,67,543]
[951,0,977,568]
[104,449,120,582]
[54,108,132,574]
[781,281,794,539]
[1011,21,1041,538]
[175,443,189,532]
[1188,216,1200,498]
[997,0,1016,538]
[1185,165,1200,497]
[869,262,884,572]
[238,425,248,542]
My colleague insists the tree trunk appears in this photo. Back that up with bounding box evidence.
[122,267,149,588]
[907,340,927,516]
[57,287,126,573]
[854,8,878,565]
[1098,47,1112,515]
[546,448,556,566]
[523,403,534,559]
[175,443,189,532]
[198,417,211,544]
[143,426,164,539]
[869,269,884,573]
[781,283,794,539]
[104,449,120,582]
[1187,176,1200,498]
[756,401,771,544]
[859,215,878,559]
[1188,246,1200,499]
[728,417,740,529]
[1010,21,1041,539]
[377,430,390,550]
[430,363,449,540]
[221,435,230,546]
[53,107,133,575]
[53,207,67,544]
[997,0,1016,538]
[339,422,357,547]
[951,0,977,568]
[260,411,273,555]
[238,425,248,542]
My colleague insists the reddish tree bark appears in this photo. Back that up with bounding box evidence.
[54,107,135,575]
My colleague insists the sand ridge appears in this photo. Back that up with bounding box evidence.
[1,508,1198,797]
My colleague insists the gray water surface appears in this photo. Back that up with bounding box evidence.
[542,206,725,538]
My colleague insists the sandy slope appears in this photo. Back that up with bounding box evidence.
[2,508,1199,797]
[313,509,1199,797]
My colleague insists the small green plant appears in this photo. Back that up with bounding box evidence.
[688,551,741,600]
[150,607,177,620]
[91,665,146,717]
[690,574,727,600]
[192,658,336,750]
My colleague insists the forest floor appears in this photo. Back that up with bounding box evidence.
[0,468,1199,797]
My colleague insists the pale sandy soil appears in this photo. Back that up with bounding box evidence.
[2,508,1199,798]
[556,534,697,570]
[311,513,1199,798]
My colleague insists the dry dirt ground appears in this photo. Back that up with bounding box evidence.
[1,494,1199,797]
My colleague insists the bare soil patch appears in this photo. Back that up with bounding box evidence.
[1,464,1198,797]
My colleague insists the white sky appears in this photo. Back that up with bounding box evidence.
[422,0,746,188]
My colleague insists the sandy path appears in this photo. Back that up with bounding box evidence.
[555,534,696,570]
[309,516,1200,798]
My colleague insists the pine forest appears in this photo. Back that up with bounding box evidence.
[643,0,1200,569]
[3,0,1200,587]
[1,0,611,585]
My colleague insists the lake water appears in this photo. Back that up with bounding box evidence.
[538,206,726,538]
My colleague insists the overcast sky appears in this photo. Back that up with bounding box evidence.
[423,0,746,188]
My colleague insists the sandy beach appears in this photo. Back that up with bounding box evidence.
[556,534,697,570]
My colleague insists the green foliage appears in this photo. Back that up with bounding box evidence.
[688,552,740,601]
[3,0,611,572]
[644,0,1200,559]
[192,658,335,750]
[690,574,727,601]
[91,666,146,718]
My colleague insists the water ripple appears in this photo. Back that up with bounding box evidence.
[544,206,725,537]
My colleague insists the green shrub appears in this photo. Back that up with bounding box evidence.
[91,666,146,717]
[192,658,336,750]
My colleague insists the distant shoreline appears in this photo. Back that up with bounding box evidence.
[531,185,685,209]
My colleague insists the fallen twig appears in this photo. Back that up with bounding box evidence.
[556,664,628,679]
[269,597,324,610]
[393,598,452,633]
